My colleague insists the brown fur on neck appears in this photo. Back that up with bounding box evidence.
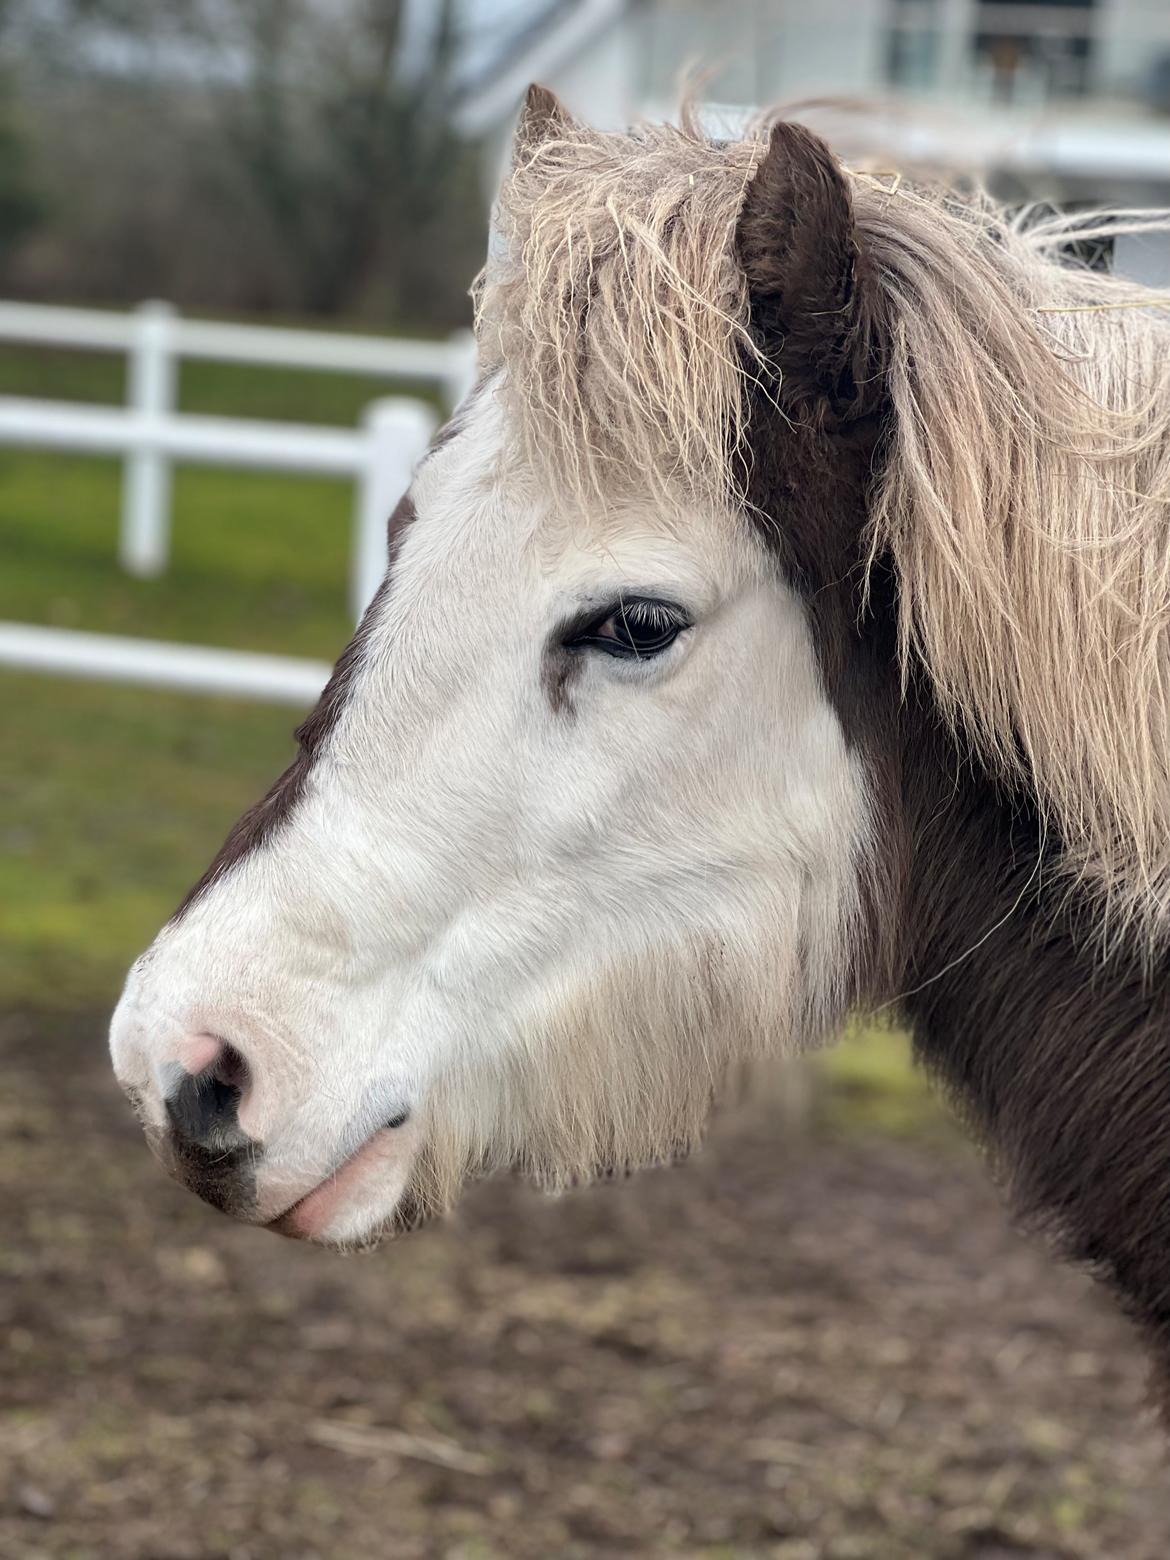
[736,120,1170,1415]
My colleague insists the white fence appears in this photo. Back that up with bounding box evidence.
[0,298,472,581]
[0,300,470,703]
[0,622,332,707]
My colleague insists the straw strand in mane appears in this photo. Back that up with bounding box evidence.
[478,102,1170,938]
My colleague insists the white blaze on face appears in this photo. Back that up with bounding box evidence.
[109,383,872,1247]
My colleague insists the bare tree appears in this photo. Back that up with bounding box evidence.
[215,0,473,315]
[0,82,40,274]
[0,0,486,323]
[0,0,43,275]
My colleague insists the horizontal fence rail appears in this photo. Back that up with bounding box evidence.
[0,300,476,400]
[0,396,366,474]
[0,623,330,706]
[0,299,451,704]
[0,298,470,582]
[0,391,435,618]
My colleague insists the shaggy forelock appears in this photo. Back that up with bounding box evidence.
[479,101,1170,942]
[475,111,768,510]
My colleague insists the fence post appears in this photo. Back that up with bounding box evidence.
[120,299,177,577]
[442,329,477,412]
[353,398,436,620]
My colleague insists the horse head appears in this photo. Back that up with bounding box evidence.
[110,89,1170,1407]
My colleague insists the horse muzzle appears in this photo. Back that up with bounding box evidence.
[110,996,422,1248]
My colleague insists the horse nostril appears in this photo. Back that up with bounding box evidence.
[166,1040,251,1152]
[211,1042,249,1095]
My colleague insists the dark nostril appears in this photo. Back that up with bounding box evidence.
[386,1110,409,1130]
[211,1043,249,1095]
[166,1043,251,1152]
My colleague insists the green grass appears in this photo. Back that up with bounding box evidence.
[1,454,353,652]
[0,674,299,1007]
[0,340,375,1009]
[0,336,936,1133]
[816,1022,946,1140]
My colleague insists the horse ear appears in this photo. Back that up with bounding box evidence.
[736,121,882,423]
[514,83,574,156]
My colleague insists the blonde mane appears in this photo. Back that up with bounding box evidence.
[475,112,766,509]
[861,193,1170,939]
[476,107,1170,940]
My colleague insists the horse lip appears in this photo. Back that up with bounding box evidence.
[266,1197,315,1239]
[263,1122,415,1242]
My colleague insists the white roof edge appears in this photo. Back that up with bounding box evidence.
[454,0,628,137]
[697,98,1170,185]
[830,111,1170,183]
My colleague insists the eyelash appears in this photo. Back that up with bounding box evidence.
[565,597,692,660]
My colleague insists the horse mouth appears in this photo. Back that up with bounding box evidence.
[266,1120,421,1248]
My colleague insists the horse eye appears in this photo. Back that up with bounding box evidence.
[568,597,690,659]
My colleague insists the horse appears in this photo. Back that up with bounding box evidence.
[110,85,1170,1404]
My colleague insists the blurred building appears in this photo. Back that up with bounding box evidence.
[451,0,1170,276]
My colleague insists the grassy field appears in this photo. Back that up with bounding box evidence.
[0,335,931,1123]
[0,341,385,1008]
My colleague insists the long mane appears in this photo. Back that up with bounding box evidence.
[476,107,1170,938]
[860,188,1170,941]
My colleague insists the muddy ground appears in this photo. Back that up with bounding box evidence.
[2,1010,1168,1560]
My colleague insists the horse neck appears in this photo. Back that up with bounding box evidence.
[893,686,1170,1404]
[745,395,1170,1392]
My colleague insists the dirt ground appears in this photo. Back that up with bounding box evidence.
[2,1011,1168,1560]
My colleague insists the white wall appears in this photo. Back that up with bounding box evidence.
[1098,0,1170,96]
[472,8,641,199]
[1114,229,1170,287]
[754,0,888,100]
[638,0,888,106]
